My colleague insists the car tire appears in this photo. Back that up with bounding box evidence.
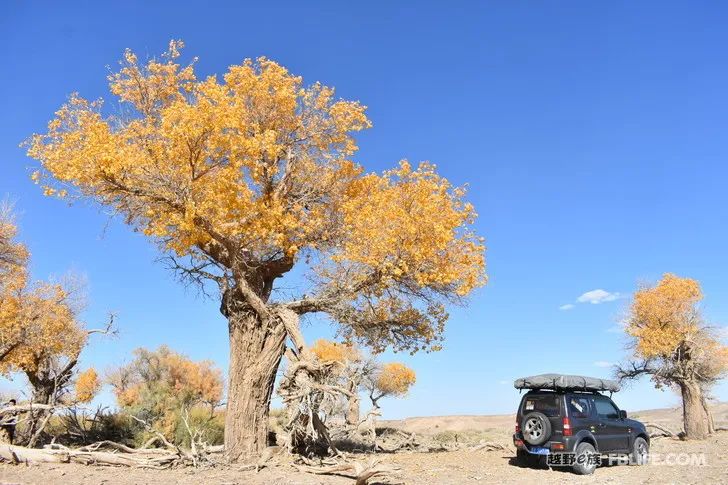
[572,441,598,475]
[521,412,552,446]
[631,437,649,465]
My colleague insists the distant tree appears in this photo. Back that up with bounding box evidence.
[0,207,108,444]
[74,368,101,404]
[367,362,416,410]
[617,274,727,439]
[108,346,225,447]
[27,40,486,460]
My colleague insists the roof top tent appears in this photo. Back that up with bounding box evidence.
[513,373,620,393]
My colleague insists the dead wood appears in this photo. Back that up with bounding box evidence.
[469,441,512,452]
[294,456,402,484]
[645,422,678,438]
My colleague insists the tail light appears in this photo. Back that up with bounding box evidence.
[515,418,520,433]
[563,417,572,436]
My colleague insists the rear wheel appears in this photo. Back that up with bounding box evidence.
[631,437,649,465]
[521,412,552,445]
[572,442,598,475]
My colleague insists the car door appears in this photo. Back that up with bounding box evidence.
[591,395,629,452]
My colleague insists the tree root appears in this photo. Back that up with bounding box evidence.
[294,456,402,484]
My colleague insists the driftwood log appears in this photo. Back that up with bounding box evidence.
[0,442,190,468]
[645,422,678,438]
[294,456,402,485]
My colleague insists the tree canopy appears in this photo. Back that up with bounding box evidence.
[0,208,88,382]
[27,40,486,354]
[623,273,727,387]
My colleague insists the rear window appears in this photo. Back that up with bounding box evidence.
[522,394,560,417]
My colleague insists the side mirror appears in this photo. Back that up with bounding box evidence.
[619,410,627,419]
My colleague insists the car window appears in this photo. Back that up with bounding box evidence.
[522,394,560,417]
[593,396,620,419]
[567,396,591,419]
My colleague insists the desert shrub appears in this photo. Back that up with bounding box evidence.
[108,346,225,447]
[42,408,137,446]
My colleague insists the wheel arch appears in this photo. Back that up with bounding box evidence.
[635,432,650,446]
[573,430,599,452]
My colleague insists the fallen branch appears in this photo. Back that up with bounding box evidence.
[294,456,401,485]
[469,441,512,452]
[0,443,179,468]
[645,422,678,438]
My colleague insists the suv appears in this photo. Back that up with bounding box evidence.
[512,388,649,474]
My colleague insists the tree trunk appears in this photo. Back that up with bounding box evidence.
[346,392,360,427]
[680,380,711,439]
[224,311,287,462]
[700,393,715,434]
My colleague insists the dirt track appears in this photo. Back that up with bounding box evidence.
[0,404,726,484]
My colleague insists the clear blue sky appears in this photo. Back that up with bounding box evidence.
[1,1,727,418]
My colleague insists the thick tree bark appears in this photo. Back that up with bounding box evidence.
[346,390,360,427]
[224,310,287,462]
[680,380,711,439]
[701,394,715,434]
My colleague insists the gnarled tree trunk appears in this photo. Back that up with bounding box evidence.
[346,388,360,427]
[224,310,287,462]
[680,380,711,439]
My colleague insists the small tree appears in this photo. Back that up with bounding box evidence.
[617,273,727,439]
[0,208,111,445]
[367,362,416,410]
[27,40,486,460]
[2,210,105,385]
[108,346,225,447]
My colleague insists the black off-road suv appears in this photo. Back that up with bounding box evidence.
[512,374,649,475]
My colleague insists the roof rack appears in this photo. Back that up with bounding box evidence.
[514,373,620,393]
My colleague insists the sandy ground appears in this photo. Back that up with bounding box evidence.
[0,404,726,484]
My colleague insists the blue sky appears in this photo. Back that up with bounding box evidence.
[1,1,727,418]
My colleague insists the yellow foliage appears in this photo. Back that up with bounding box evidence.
[338,161,485,297]
[110,346,224,443]
[376,362,416,396]
[164,352,225,405]
[624,273,727,388]
[75,368,101,403]
[627,273,703,359]
[0,209,87,377]
[111,346,224,411]
[311,339,359,364]
[0,207,28,294]
[27,42,369,259]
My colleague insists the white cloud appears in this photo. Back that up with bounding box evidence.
[593,361,615,368]
[498,380,509,385]
[577,289,621,305]
[559,304,575,311]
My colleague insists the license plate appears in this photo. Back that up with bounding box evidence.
[530,446,550,455]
